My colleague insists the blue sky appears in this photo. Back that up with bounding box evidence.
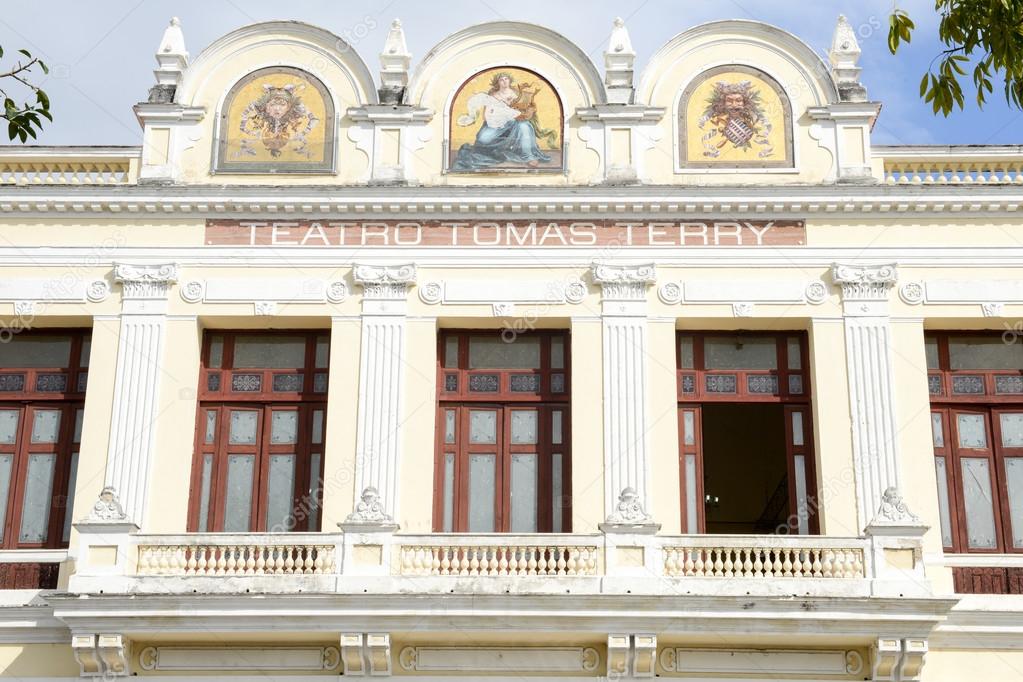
[0,0,1018,146]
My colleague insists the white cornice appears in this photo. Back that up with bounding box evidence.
[1,184,1023,218]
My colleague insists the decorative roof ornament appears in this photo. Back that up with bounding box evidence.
[604,17,636,104]
[344,487,395,525]
[828,15,867,102]
[605,487,652,525]
[379,18,412,105]
[871,487,923,526]
[149,17,189,104]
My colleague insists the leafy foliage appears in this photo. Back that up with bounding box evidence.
[0,45,52,142]
[889,1,1023,116]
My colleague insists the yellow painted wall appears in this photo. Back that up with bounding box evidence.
[0,644,80,677]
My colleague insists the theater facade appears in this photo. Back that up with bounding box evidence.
[0,12,1022,682]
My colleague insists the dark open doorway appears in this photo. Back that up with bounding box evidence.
[701,403,790,534]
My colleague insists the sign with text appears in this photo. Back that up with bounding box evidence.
[205,219,805,247]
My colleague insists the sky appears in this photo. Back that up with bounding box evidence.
[0,0,1018,147]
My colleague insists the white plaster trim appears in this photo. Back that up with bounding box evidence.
[138,646,340,672]
[413,279,585,306]
[0,549,67,563]
[659,648,862,676]
[398,647,599,673]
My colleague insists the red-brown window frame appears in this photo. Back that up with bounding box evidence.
[434,330,571,533]
[0,329,90,550]
[927,332,1023,554]
[188,331,328,533]
[676,332,819,535]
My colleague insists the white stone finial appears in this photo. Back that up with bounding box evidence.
[604,487,653,525]
[829,14,866,100]
[82,486,129,523]
[150,16,188,98]
[379,17,412,103]
[343,487,396,525]
[604,17,636,104]
[158,17,187,58]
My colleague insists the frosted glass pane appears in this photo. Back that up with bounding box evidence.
[550,337,565,369]
[685,454,698,534]
[704,336,777,369]
[234,336,306,369]
[0,454,12,543]
[510,454,538,533]
[510,411,538,444]
[469,410,497,444]
[229,411,259,445]
[794,454,809,535]
[311,410,324,445]
[80,336,91,368]
[314,335,329,368]
[307,452,321,530]
[925,337,939,369]
[468,454,496,532]
[19,453,55,542]
[791,411,804,447]
[30,410,60,444]
[271,411,298,444]
[0,335,71,367]
[208,335,224,368]
[679,336,694,369]
[73,409,83,443]
[957,414,988,449]
[935,458,954,547]
[552,453,563,533]
[0,409,19,444]
[682,411,695,446]
[931,413,944,448]
[62,451,79,542]
[961,458,998,549]
[444,409,456,444]
[442,453,455,532]
[223,455,255,532]
[552,411,563,445]
[469,336,540,369]
[265,454,296,531]
[787,337,802,370]
[204,410,217,445]
[1006,458,1023,549]
[949,336,1023,370]
[444,337,459,368]
[1001,413,1023,447]
[197,453,213,532]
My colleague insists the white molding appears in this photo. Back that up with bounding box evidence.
[177,277,348,305]
[398,646,599,673]
[681,279,826,305]
[934,553,1023,568]
[0,549,68,563]
[138,646,341,672]
[659,648,863,676]
[414,279,586,307]
[0,277,95,303]
[923,279,1023,304]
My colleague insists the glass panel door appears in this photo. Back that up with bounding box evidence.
[995,410,1023,550]
[464,407,501,532]
[952,409,1001,550]
[218,407,262,532]
[930,409,956,549]
[785,406,814,535]
[678,406,703,534]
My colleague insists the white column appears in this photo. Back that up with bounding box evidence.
[832,263,901,530]
[591,263,657,523]
[104,263,178,526]
[352,263,416,521]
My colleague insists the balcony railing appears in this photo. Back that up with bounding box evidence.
[135,533,336,576]
[878,145,1023,185]
[662,536,867,579]
[398,534,600,577]
[0,147,139,185]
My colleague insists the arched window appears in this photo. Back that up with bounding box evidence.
[448,67,564,173]
[679,65,794,169]
[215,67,335,173]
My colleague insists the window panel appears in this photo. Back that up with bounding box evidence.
[786,337,802,370]
[960,458,998,549]
[685,454,698,534]
[510,410,538,445]
[270,411,298,444]
[682,410,696,446]
[0,335,71,368]
[794,454,809,535]
[509,453,538,533]
[791,411,804,447]
[30,410,60,444]
[233,336,306,369]
[204,410,217,445]
[957,414,988,449]
[552,410,563,445]
[552,453,563,534]
[311,410,324,445]
[62,451,79,543]
[73,408,84,443]
[442,452,455,533]
[444,336,459,368]
[925,337,939,370]
[468,454,496,532]
[197,453,214,533]
[265,454,296,531]
[949,336,1023,370]
[1004,457,1023,549]
[223,455,255,532]
[468,336,540,369]
[931,412,944,448]
[0,454,12,543]
[934,458,954,547]
[229,411,259,445]
[307,452,321,531]
[550,337,565,370]
[314,335,329,369]
[0,409,19,444]
[679,336,695,370]
[208,335,224,368]
[704,336,777,370]
[444,409,456,444]
[19,453,56,543]
[1001,413,1023,448]
[79,336,91,368]
[469,410,497,444]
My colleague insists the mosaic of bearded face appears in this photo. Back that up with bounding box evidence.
[679,66,793,169]
[216,67,335,173]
